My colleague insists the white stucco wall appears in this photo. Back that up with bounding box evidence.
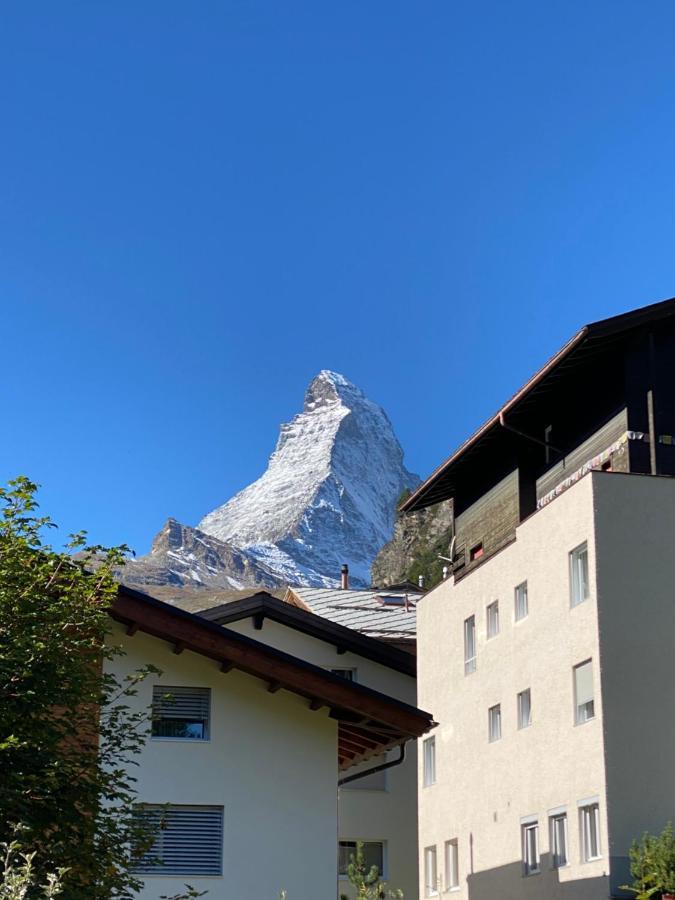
[593,472,675,895]
[417,473,610,900]
[106,623,338,900]
[225,617,419,899]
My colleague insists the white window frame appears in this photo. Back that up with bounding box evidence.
[330,667,357,682]
[569,542,590,607]
[573,659,595,725]
[579,801,602,862]
[488,704,501,743]
[549,809,568,868]
[445,839,459,891]
[339,840,386,879]
[515,581,528,621]
[521,818,540,876]
[423,736,436,787]
[486,601,500,639]
[424,845,438,897]
[464,615,476,674]
[517,688,532,729]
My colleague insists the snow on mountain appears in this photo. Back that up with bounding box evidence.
[197,370,419,587]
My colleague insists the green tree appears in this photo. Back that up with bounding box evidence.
[0,477,160,898]
[340,842,403,900]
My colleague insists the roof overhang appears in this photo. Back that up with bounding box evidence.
[199,591,416,677]
[401,295,675,513]
[111,585,433,769]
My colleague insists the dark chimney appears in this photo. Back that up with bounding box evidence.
[341,564,349,590]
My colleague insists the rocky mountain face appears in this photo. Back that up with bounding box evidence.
[122,371,419,595]
[371,498,454,590]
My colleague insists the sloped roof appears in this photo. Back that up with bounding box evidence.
[112,585,433,768]
[401,295,675,512]
[285,586,419,642]
[199,591,416,676]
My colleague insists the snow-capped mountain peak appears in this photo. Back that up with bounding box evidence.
[197,371,419,587]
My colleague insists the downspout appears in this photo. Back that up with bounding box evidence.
[338,743,407,786]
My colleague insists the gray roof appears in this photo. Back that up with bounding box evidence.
[287,586,419,641]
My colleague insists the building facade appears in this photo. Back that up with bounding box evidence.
[405,297,675,900]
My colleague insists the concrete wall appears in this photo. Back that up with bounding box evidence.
[593,472,675,895]
[106,624,338,900]
[226,617,419,899]
[417,474,610,900]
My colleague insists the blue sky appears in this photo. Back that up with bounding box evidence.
[3,1,675,552]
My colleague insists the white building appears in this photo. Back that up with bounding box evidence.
[201,590,422,899]
[401,298,675,899]
[108,585,433,899]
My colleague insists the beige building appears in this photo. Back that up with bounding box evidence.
[107,585,432,899]
[403,298,675,899]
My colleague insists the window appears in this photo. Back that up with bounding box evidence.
[469,542,484,562]
[488,704,501,742]
[517,689,532,729]
[424,845,438,896]
[521,820,540,875]
[339,841,384,878]
[574,660,595,724]
[132,805,223,875]
[486,601,499,639]
[151,686,210,740]
[342,755,386,791]
[464,616,476,674]
[515,582,528,621]
[570,542,590,606]
[445,839,459,890]
[580,803,601,861]
[423,737,436,787]
[331,668,356,681]
[550,812,568,868]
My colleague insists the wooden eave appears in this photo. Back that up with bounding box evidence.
[111,586,433,769]
[401,295,675,513]
[198,591,416,677]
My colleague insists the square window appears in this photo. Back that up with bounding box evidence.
[464,616,476,674]
[550,813,568,868]
[151,686,210,740]
[522,821,540,875]
[515,582,528,621]
[486,601,499,639]
[132,805,223,875]
[488,704,501,742]
[423,736,436,787]
[574,660,595,725]
[339,841,385,878]
[331,668,356,681]
[424,845,438,896]
[580,804,601,861]
[445,839,459,890]
[570,542,590,607]
[469,543,484,562]
[517,689,532,729]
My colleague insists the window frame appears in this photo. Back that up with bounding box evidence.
[514,581,528,621]
[521,819,540,876]
[488,704,502,743]
[486,601,500,639]
[330,668,357,682]
[573,659,595,725]
[569,542,590,607]
[339,840,386,880]
[424,845,438,897]
[517,688,532,730]
[464,615,476,675]
[423,736,436,787]
[579,802,602,862]
[549,810,568,868]
[445,839,459,891]
[150,686,211,742]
